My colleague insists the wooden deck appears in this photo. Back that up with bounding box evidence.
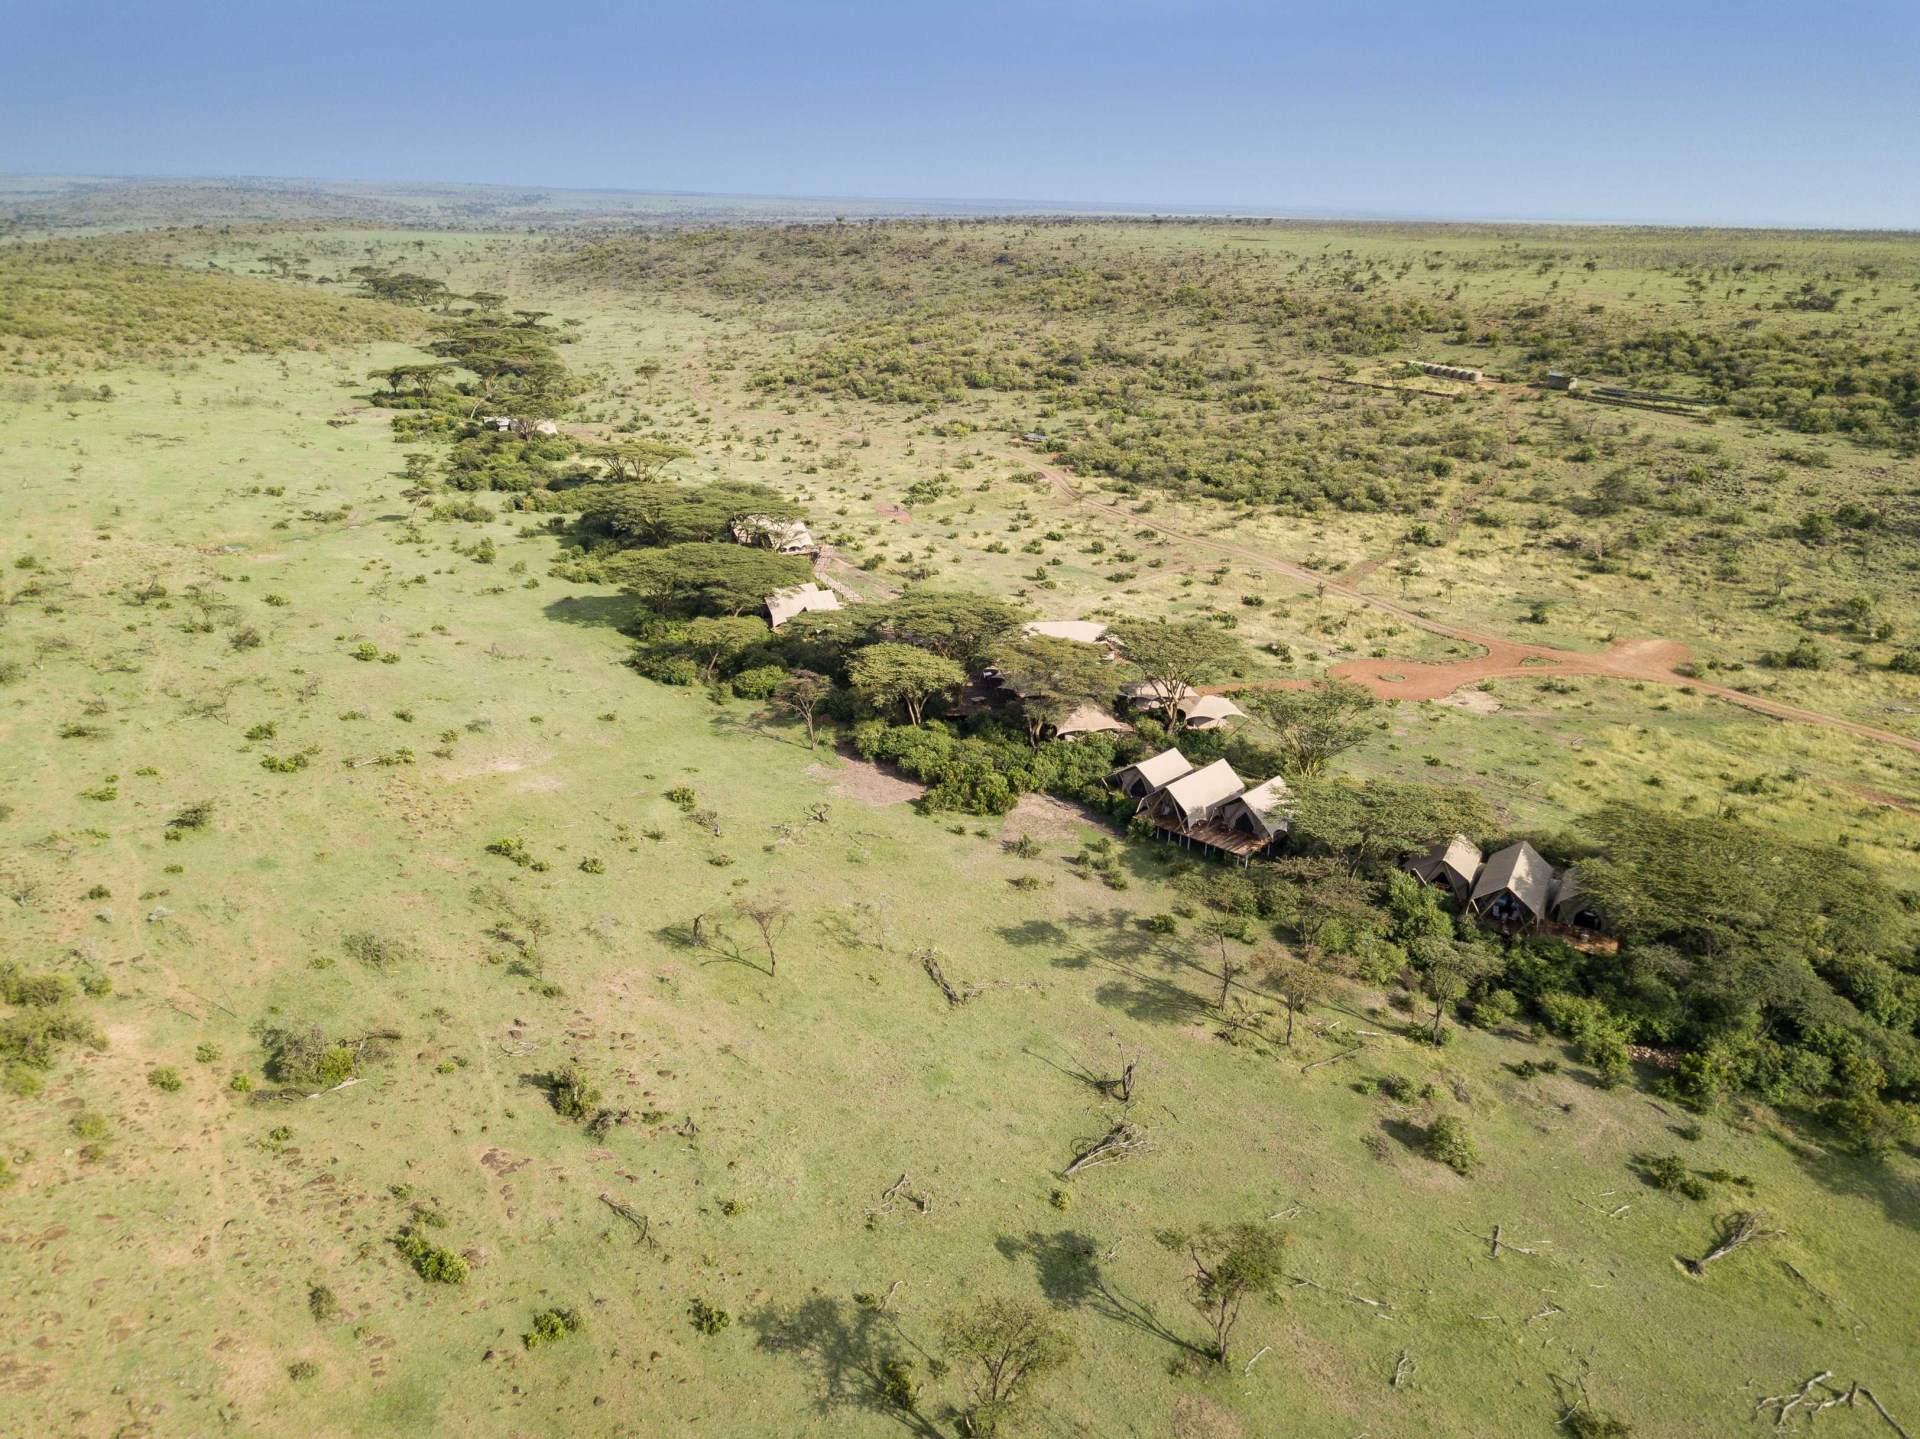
[1150,818,1274,860]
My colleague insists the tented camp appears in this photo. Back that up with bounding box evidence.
[1467,840,1554,929]
[1147,759,1245,831]
[1406,835,1485,905]
[1548,869,1605,931]
[731,515,816,554]
[1119,679,1195,711]
[765,582,841,630]
[1052,705,1134,740]
[1175,695,1246,731]
[1216,776,1292,850]
[1023,619,1112,646]
[1108,747,1194,805]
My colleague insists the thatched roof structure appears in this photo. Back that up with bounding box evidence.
[732,515,816,554]
[1548,868,1604,929]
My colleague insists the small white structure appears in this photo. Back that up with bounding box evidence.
[732,515,816,554]
[1175,695,1247,731]
[1216,776,1292,847]
[765,582,841,630]
[1023,619,1111,646]
[1052,705,1134,740]
[1109,747,1194,805]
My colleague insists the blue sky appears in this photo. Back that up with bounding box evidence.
[3,0,1916,227]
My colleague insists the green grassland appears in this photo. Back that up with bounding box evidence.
[2,217,1918,1438]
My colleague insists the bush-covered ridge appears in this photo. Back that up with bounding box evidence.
[0,243,424,361]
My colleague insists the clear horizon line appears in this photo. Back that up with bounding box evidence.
[5,167,1917,236]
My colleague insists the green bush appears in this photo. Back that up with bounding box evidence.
[688,1298,732,1336]
[524,1307,584,1349]
[1422,1116,1478,1175]
[148,1066,183,1092]
[394,1226,469,1284]
[549,1063,601,1121]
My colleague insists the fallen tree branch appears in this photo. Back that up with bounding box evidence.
[599,1193,658,1251]
[1301,1044,1365,1074]
[1684,1210,1784,1276]
[1061,1118,1148,1177]
[1758,1371,1910,1437]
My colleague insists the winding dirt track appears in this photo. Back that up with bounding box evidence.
[1037,465,1920,760]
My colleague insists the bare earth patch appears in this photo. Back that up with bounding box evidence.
[806,757,925,806]
[1433,687,1502,715]
[997,792,1101,844]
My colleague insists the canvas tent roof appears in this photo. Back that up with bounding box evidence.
[1023,619,1111,645]
[1152,758,1245,825]
[1548,868,1602,927]
[1120,679,1195,709]
[1408,834,1484,899]
[1054,705,1134,738]
[1219,776,1292,841]
[1110,746,1194,799]
[1468,840,1553,921]
[765,582,841,630]
[1175,695,1246,729]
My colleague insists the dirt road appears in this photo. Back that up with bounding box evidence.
[1036,463,1920,760]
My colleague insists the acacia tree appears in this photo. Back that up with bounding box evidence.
[870,593,1029,666]
[992,634,1123,745]
[772,670,833,748]
[939,1297,1074,1436]
[1269,856,1378,969]
[1107,619,1240,731]
[1289,779,1493,876]
[734,898,792,976]
[1243,677,1380,777]
[1410,935,1499,1043]
[848,643,964,726]
[681,615,769,683]
[1155,1220,1287,1365]
[1256,951,1334,1046]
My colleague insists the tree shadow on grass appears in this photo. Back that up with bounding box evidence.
[542,593,641,630]
[1772,1108,1920,1234]
[1379,1116,1427,1155]
[997,907,1216,1025]
[994,1229,1207,1361]
[745,1296,944,1436]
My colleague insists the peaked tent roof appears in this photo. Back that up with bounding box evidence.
[766,582,842,630]
[1176,695,1247,728]
[1410,834,1484,892]
[1220,776,1292,839]
[1469,839,1553,919]
[1155,758,1245,822]
[1114,746,1195,791]
[1054,705,1134,737]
